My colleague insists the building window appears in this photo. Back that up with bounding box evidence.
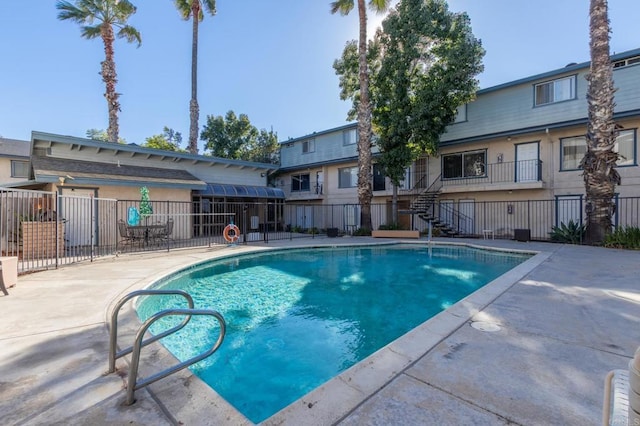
[453,104,467,123]
[338,166,358,188]
[534,75,576,106]
[613,55,640,69]
[11,160,29,178]
[560,129,636,171]
[291,174,310,192]
[442,150,486,179]
[302,139,315,153]
[343,129,358,146]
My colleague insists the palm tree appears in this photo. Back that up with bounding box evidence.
[174,0,217,155]
[57,0,141,144]
[331,0,390,232]
[581,0,620,244]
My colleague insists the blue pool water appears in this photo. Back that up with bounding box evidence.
[136,244,530,423]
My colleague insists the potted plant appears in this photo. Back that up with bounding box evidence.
[371,223,420,239]
[19,210,65,260]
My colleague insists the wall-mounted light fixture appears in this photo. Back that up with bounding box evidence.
[507,204,514,214]
[260,172,266,177]
[497,153,504,163]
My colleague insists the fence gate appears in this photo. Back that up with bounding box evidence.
[60,190,97,248]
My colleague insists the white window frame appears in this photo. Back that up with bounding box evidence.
[343,129,358,146]
[302,139,315,154]
[534,75,577,106]
[442,150,487,180]
[11,160,29,178]
[338,166,358,188]
[291,173,310,192]
[453,104,467,123]
[560,129,636,171]
[613,55,640,69]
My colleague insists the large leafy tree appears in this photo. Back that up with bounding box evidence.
[174,0,217,155]
[201,111,279,163]
[581,0,619,244]
[143,127,184,151]
[331,0,391,232]
[57,0,141,144]
[373,0,484,221]
[86,128,127,144]
[247,129,280,164]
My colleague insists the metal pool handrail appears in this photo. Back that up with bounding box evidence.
[125,308,226,405]
[108,289,194,373]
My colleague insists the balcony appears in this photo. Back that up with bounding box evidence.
[442,159,544,193]
[279,180,324,200]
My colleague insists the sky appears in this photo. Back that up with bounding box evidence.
[1,1,639,152]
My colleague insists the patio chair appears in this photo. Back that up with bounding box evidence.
[117,220,136,245]
[160,218,174,242]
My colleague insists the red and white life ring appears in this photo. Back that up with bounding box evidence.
[223,224,241,243]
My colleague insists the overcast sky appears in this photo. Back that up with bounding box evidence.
[1,0,639,151]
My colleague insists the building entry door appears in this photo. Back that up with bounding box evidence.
[373,164,386,191]
[516,142,539,182]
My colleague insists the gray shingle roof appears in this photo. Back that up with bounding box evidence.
[0,138,30,158]
[31,156,206,188]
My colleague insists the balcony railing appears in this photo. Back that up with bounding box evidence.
[278,180,324,199]
[442,159,543,188]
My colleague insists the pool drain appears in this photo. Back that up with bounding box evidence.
[470,321,501,332]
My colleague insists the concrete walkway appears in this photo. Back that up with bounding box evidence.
[0,238,638,425]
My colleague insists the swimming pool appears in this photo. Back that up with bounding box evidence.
[136,244,531,423]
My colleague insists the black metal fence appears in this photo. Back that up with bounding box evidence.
[1,187,639,273]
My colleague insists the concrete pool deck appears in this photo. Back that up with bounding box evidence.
[0,237,638,425]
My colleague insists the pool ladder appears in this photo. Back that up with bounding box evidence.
[108,289,226,405]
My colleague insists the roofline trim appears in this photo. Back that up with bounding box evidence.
[477,47,640,95]
[30,131,279,170]
[440,108,640,146]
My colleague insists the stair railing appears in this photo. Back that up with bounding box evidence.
[109,289,194,373]
[126,308,226,405]
[409,173,442,212]
[108,289,226,406]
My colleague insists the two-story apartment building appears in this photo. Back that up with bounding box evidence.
[276,47,640,238]
[0,138,30,184]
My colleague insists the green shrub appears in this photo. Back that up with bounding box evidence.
[604,226,640,250]
[352,227,371,236]
[378,222,405,230]
[291,225,303,233]
[549,220,585,244]
[308,227,319,235]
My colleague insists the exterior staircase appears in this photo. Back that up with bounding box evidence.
[400,174,470,237]
[408,190,461,237]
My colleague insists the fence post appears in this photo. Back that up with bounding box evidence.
[527,200,531,234]
[55,191,60,268]
[263,202,269,243]
[90,194,94,262]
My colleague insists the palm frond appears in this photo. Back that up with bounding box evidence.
[81,25,102,39]
[330,0,354,15]
[117,25,142,46]
[369,0,391,13]
[174,0,193,19]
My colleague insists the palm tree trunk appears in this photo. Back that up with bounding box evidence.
[189,1,201,154]
[356,0,373,232]
[582,0,620,244]
[101,24,119,143]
